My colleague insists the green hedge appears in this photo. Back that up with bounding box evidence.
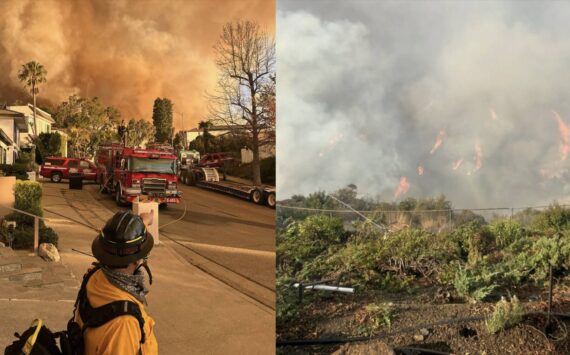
[0,164,29,180]
[5,180,58,249]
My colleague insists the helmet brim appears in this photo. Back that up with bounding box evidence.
[91,232,154,267]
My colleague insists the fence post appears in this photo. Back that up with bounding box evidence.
[511,208,514,220]
[34,216,39,255]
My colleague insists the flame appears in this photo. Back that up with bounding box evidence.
[394,176,410,198]
[553,110,570,161]
[474,143,483,171]
[430,129,445,154]
[417,165,424,175]
[452,158,464,170]
[489,108,498,120]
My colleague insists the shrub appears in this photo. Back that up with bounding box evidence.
[486,296,523,334]
[277,215,346,277]
[276,276,303,326]
[525,235,570,283]
[0,164,29,180]
[11,225,59,249]
[5,181,43,226]
[533,203,570,232]
[490,219,526,249]
[13,181,42,214]
[453,264,499,301]
[449,221,495,266]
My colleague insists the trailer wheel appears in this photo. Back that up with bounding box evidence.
[188,172,197,186]
[250,189,265,205]
[266,192,276,208]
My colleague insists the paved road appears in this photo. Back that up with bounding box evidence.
[38,180,276,353]
[81,181,276,306]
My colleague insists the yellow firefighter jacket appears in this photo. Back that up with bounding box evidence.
[75,269,158,355]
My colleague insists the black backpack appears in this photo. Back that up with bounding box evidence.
[5,264,146,355]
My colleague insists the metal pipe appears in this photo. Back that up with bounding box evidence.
[293,283,354,293]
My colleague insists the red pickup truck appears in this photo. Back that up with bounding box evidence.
[40,157,98,183]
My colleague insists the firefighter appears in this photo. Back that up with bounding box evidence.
[74,211,158,355]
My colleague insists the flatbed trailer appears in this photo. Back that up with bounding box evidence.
[179,167,275,208]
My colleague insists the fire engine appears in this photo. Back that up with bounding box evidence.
[95,142,182,206]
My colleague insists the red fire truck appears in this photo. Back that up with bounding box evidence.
[95,143,182,206]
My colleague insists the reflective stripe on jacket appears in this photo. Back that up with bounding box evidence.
[75,269,158,355]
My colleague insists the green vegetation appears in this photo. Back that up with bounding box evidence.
[152,97,173,143]
[36,132,64,158]
[486,296,523,334]
[354,303,394,336]
[2,181,59,249]
[125,118,156,148]
[53,95,120,158]
[277,188,570,323]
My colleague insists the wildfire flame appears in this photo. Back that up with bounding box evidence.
[489,108,498,120]
[474,143,483,171]
[553,110,570,161]
[430,129,445,154]
[394,176,410,198]
[452,158,464,170]
[417,165,424,175]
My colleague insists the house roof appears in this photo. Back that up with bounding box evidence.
[0,128,13,146]
[0,108,28,132]
[8,104,55,124]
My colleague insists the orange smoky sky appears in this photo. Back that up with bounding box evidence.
[0,0,275,130]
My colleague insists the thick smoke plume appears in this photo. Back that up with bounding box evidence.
[277,2,570,208]
[0,0,274,128]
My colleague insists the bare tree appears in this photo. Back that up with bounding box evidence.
[209,20,275,185]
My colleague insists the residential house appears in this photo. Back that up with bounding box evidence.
[8,104,55,147]
[0,108,29,164]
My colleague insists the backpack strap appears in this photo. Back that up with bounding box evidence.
[81,300,146,344]
[74,263,146,345]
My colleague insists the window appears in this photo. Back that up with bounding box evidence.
[45,158,65,166]
[67,160,79,168]
[129,157,175,174]
[79,161,90,169]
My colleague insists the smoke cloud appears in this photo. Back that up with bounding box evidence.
[277,2,570,208]
[0,0,274,128]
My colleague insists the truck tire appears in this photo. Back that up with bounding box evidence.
[51,172,62,183]
[266,192,276,208]
[188,172,197,186]
[250,189,265,205]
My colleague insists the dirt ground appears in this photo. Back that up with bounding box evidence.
[277,283,570,354]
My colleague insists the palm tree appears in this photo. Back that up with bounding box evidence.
[198,120,213,153]
[18,61,47,137]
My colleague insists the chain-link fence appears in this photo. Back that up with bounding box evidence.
[277,204,565,233]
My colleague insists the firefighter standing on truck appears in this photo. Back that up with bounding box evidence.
[74,211,158,355]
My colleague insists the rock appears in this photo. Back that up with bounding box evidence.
[413,334,424,342]
[39,243,60,262]
[419,328,430,336]
[0,242,5,248]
